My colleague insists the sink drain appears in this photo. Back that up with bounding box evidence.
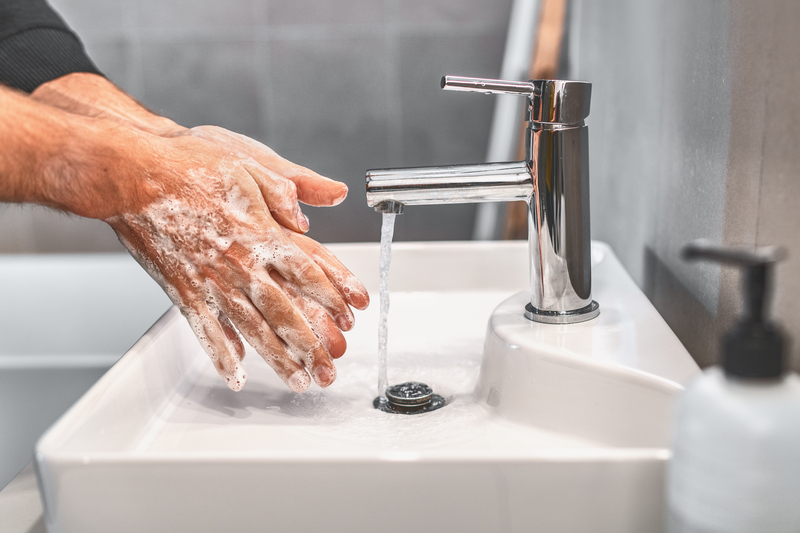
[373,381,446,414]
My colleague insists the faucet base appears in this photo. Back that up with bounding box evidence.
[524,301,600,324]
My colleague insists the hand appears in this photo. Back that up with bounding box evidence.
[32,74,347,231]
[101,131,367,392]
[283,228,370,312]
[178,126,348,228]
[26,74,372,392]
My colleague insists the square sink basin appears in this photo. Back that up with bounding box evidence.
[35,241,698,532]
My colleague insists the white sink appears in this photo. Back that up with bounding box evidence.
[478,244,698,448]
[35,241,698,533]
[0,254,171,490]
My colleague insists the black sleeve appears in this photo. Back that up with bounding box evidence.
[0,0,103,93]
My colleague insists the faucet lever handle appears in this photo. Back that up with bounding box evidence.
[441,75,592,125]
[441,75,535,96]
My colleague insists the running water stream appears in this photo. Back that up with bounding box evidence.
[377,212,396,399]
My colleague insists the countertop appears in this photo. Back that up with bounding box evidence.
[0,461,45,533]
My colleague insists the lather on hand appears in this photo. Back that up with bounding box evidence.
[106,133,363,392]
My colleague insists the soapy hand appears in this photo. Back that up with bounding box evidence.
[26,74,370,392]
[101,133,368,392]
[176,125,349,231]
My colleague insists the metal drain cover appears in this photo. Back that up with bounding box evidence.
[373,381,446,414]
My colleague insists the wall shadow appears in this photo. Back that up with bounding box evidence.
[643,246,729,368]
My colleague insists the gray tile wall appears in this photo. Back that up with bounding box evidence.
[0,0,511,252]
[571,0,800,371]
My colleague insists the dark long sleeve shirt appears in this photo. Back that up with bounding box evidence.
[0,0,101,92]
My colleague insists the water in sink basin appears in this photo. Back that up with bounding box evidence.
[130,291,595,456]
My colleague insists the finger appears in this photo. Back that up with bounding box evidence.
[270,271,347,359]
[184,126,347,207]
[285,230,370,310]
[218,312,246,362]
[272,163,348,207]
[229,138,346,206]
[221,240,340,386]
[223,236,353,331]
[243,162,309,234]
[180,301,247,391]
[112,222,249,383]
[210,283,312,393]
[249,273,337,387]
[276,249,355,332]
[243,229,355,331]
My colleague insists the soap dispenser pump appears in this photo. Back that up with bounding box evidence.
[667,240,800,533]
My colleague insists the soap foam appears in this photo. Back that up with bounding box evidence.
[106,158,351,392]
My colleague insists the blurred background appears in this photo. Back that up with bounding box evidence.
[2,0,800,490]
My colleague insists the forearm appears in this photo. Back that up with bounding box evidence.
[31,73,349,212]
[0,83,148,218]
[31,72,185,137]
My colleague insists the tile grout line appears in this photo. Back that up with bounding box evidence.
[752,6,779,249]
[254,2,274,146]
[124,0,145,100]
[384,0,404,166]
[98,20,507,44]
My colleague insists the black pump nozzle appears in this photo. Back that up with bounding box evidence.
[682,240,787,379]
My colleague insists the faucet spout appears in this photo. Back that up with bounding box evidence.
[372,200,405,214]
[366,161,532,209]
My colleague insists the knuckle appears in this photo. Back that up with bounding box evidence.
[282,178,298,201]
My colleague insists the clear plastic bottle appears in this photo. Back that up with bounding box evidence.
[667,242,800,533]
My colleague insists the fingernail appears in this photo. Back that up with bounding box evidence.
[313,365,335,387]
[332,185,348,205]
[335,313,353,331]
[297,211,310,232]
[288,370,311,392]
[353,282,370,309]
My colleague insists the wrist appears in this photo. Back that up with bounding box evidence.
[39,114,158,220]
[126,113,186,137]
[31,73,187,137]
[0,85,159,220]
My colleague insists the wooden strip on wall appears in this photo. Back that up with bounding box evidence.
[502,0,568,240]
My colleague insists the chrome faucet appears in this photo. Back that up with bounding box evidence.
[365,75,599,324]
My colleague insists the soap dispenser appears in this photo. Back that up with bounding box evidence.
[667,241,800,533]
